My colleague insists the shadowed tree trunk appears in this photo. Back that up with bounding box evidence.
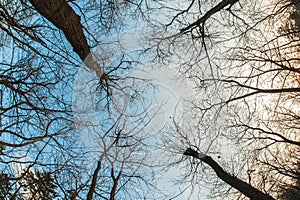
[28,0,104,78]
[28,0,90,60]
[183,148,276,200]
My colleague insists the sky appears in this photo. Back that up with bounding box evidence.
[1,0,290,199]
[0,1,237,199]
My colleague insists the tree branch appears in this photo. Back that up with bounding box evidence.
[183,148,275,200]
[180,0,240,33]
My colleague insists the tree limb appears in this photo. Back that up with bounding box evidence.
[180,0,240,33]
[183,148,276,200]
[28,0,104,78]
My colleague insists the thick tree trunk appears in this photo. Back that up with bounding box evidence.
[28,0,103,77]
[29,0,89,60]
[184,148,275,200]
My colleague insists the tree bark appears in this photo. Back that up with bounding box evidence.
[184,148,275,200]
[28,0,89,60]
[28,0,103,77]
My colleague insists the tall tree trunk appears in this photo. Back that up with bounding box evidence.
[87,161,102,200]
[28,0,103,77]
[184,148,275,200]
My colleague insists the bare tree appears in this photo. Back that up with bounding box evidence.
[2,0,300,199]
[151,0,300,199]
[0,0,156,199]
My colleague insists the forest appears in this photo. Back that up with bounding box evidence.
[0,0,299,199]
